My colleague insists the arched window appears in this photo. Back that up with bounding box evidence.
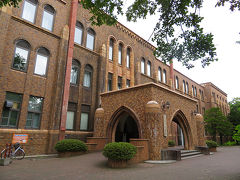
[118,44,122,65]
[126,48,130,68]
[192,85,194,96]
[83,65,93,88]
[141,58,145,74]
[109,38,114,61]
[175,76,179,89]
[158,67,162,82]
[70,60,80,85]
[86,29,95,50]
[22,0,38,23]
[147,61,151,76]
[41,4,55,31]
[12,40,31,72]
[195,87,197,97]
[186,82,189,94]
[163,69,167,84]
[183,80,186,93]
[74,21,83,45]
[34,47,50,76]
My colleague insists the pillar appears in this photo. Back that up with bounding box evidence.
[195,114,206,146]
[93,108,105,137]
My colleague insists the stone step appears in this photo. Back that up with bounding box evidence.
[181,154,203,160]
[181,150,199,154]
[181,151,202,158]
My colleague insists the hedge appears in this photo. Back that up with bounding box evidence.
[55,139,88,152]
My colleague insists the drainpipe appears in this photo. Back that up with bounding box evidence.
[59,0,78,140]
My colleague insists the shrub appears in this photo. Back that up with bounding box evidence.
[55,139,88,152]
[206,140,218,148]
[223,141,237,146]
[103,142,137,161]
[168,140,175,147]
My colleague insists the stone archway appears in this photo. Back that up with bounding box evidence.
[107,106,142,142]
[170,110,193,150]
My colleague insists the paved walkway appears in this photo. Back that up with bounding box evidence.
[0,146,240,180]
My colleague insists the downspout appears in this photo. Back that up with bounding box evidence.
[59,0,78,140]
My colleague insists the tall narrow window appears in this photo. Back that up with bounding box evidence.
[126,79,130,88]
[80,105,90,130]
[41,4,55,31]
[118,44,122,65]
[109,38,114,61]
[34,47,49,76]
[158,67,162,82]
[186,82,189,94]
[147,61,151,76]
[86,29,95,50]
[74,21,83,45]
[1,92,22,128]
[118,76,122,90]
[126,48,130,68]
[108,73,113,91]
[70,60,80,85]
[26,96,43,129]
[175,76,179,89]
[183,80,186,93]
[66,103,76,130]
[163,69,167,84]
[22,0,38,23]
[83,65,93,88]
[192,85,195,96]
[12,40,30,72]
[195,87,197,97]
[141,58,145,74]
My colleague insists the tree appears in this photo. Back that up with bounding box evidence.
[0,0,22,8]
[233,124,240,143]
[204,107,233,144]
[228,97,240,127]
[79,0,240,69]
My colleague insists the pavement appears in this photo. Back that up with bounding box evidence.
[0,146,240,180]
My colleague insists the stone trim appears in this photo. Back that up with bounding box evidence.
[74,43,100,56]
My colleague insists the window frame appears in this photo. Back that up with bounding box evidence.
[118,76,122,90]
[107,72,113,91]
[147,61,151,77]
[41,4,55,32]
[83,65,93,88]
[163,69,167,84]
[175,76,179,89]
[158,67,162,82]
[21,0,38,23]
[80,105,90,131]
[126,79,130,88]
[34,48,50,77]
[86,28,95,51]
[183,80,186,93]
[126,48,130,68]
[74,21,83,45]
[109,38,114,61]
[141,58,145,74]
[118,44,123,65]
[70,60,80,85]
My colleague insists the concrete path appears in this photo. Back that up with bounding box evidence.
[0,146,240,180]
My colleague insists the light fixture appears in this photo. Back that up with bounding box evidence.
[162,101,170,110]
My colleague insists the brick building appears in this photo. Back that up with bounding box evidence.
[0,0,229,156]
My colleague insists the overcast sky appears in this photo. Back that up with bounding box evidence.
[117,1,240,102]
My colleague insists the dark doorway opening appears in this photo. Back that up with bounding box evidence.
[171,118,185,147]
[115,114,139,142]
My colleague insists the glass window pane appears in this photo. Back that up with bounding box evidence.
[74,27,82,44]
[80,113,88,130]
[141,60,145,74]
[28,96,43,112]
[13,47,29,71]
[1,117,9,126]
[147,62,151,76]
[70,65,78,84]
[32,113,40,128]
[9,111,18,126]
[34,54,48,76]
[109,40,113,61]
[163,70,166,83]
[6,92,22,102]
[118,45,122,64]
[42,10,54,31]
[66,111,74,130]
[86,33,94,50]
[26,113,33,127]
[22,1,36,23]
[83,71,91,87]
[158,68,162,81]
[126,51,130,68]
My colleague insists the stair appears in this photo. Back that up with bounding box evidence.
[181,150,203,160]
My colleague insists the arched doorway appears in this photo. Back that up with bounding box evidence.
[170,110,193,150]
[107,106,141,142]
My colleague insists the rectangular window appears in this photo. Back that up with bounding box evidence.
[80,105,90,131]
[158,68,162,82]
[212,92,216,103]
[34,54,48,76]
[147,62,151,76]
[42,10,54,31]
[109,39,113,61]
[141,59,145,74]
[108,73,113,91]
[70,64,78,84]
[118,45,122,65]
[25,96,43,129]
[74,27,83,45]
[22,0,37,23]
[126,79,130,88]
[86,33,94,50]
[66,111,74,130]
[118,76,122,90]
[83,71,91,88]
[1,92,22,128]
[126,49,130,68]
[13,47,29,71]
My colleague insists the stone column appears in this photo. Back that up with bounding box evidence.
[112,43,118,90]
[93,108,105,137]
[144,101,162,160]
[195,114,206,146]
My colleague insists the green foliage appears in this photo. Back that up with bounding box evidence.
[55,139,88,152]
[204,107,233,142]
[223,141,237,146]
[206,140,218,148]
[168,140,175,147]
[233,124,240,142]
[0,0,22,8]
[103,142,137,161]
[228,97,240,127]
